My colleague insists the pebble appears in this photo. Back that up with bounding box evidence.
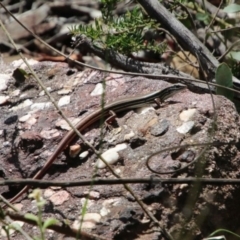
[57,88,72,95]
[78,213,101,229]
[0,95,9,105]
[177,121,195,134]
[11,59,38,69]
[96,143,127,169]
[40,129,60,139]
[19,114,31,122]
[83,191,100,200]
[49,190,70,205]
[43,189,55,198]
[179,109,197,122]
[124,131,135,140]
[79,151,89,159]
[39,87,52,96]
[96,148,119,169]
[90,83,104,96]
[58,95,71,107]
[30,102,52,111]
[100,206,110,216]
[114,143,127,151]
[150,119,169,136]
[69,144,81,158]
[0,74,11,91]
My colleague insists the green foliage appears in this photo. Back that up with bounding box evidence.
[223,3,240,13]
[25,189,59,240]
[196,12,211,25]
[209,228,240,238]
[70,1,165,55]
[215,63,234,101]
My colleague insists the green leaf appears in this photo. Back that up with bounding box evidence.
[42,218,59,231]
[24,213,39,223]
[9,222,21,230]
[223,4,240,13]
[215,63,234,101]
[228,51,240,61]
[196,12,209,21]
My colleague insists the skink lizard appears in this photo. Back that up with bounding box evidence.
[8,84,186,204]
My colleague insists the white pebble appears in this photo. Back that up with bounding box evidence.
[10,99,33,111]
[39,87,52,96]
[0,74,11,91]
[90,83,104,96]
[114,143,128,151]
[177,121,195,134]
[58,95,71,107]
[19,114,31,122]
[96,148,119,169]
[100,206,110,217]
[0,95,9,105]
[11,59,38,69]
[30,102,52,110]
[3,141,11,147]
[179,109,197,122]
[58,88,72,95]
[79,151,89,159]
[124,131,135,141]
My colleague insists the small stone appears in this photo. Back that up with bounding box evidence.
[44,189,55,198]
[3,141,11,147]
[124,131,135,140]
[0,74,11,91]
[150,119,169,136]
[27,117,37,126]
[80,198,94,208]
[39,87,52,96]
[90,83,104,96]
[96,148,120,169]
[83,191,100,200]
[179,109,197,122]
[9,203,23,212]
[11,59,38,69]
[90,9,102,18]
[114,143,128,151]
[4,115,18,124]
[177,121,195,134]
[69,144,81,158]
[19,114,31,122]
[180,150,195,163]
[30,102,52,111]
[58,88,72,95]
[58,95,71,107]
[79,213,101,229]
[41,129,60,139]
[0,95,9,105]
[10,99,33,111]
[49,190,70,205]
[79,151,89,159]
[100,206,110,217]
